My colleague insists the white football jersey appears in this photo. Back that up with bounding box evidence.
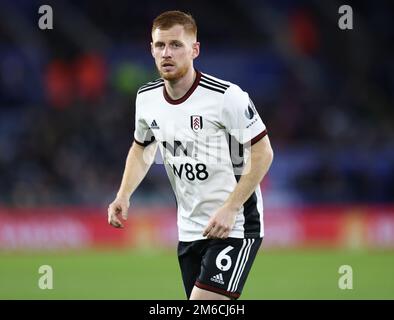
[134,70,267,241]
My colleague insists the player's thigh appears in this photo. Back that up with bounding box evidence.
[195,237,262,299]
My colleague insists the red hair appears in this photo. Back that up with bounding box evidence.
[152,10,197,37]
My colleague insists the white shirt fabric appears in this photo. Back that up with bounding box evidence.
[134,70,267,241]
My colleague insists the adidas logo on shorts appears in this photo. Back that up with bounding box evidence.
[210,273,224,285]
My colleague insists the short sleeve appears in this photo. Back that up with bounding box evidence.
[133,95,155,146]
[221,85,267,145]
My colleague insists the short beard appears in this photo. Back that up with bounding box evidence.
[158,63,189,82]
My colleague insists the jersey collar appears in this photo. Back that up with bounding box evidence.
[163,69,201,105]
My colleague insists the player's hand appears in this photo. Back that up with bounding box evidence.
[107,197,130,228]
[203,204,238,239]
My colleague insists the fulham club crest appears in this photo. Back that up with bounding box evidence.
[191,115,203,132]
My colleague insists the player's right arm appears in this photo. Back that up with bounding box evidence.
[108,141,157,228]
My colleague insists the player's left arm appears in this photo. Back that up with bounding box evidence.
[203,135,273,239]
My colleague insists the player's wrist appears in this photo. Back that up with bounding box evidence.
[223,201,241,213]
[115,192,131,203]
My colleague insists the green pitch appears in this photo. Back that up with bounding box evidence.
[1,248,393,299]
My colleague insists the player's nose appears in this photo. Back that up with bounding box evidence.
[162,45,172,58]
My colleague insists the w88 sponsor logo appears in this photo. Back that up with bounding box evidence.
[171,163,208,181]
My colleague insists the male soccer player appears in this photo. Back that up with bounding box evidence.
[108,11,273,300]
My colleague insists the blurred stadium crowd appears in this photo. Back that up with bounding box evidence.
[0,0,393,206]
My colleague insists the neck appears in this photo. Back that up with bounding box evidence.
[164,67,196,100]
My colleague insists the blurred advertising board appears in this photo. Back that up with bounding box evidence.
[0,206,393,250]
